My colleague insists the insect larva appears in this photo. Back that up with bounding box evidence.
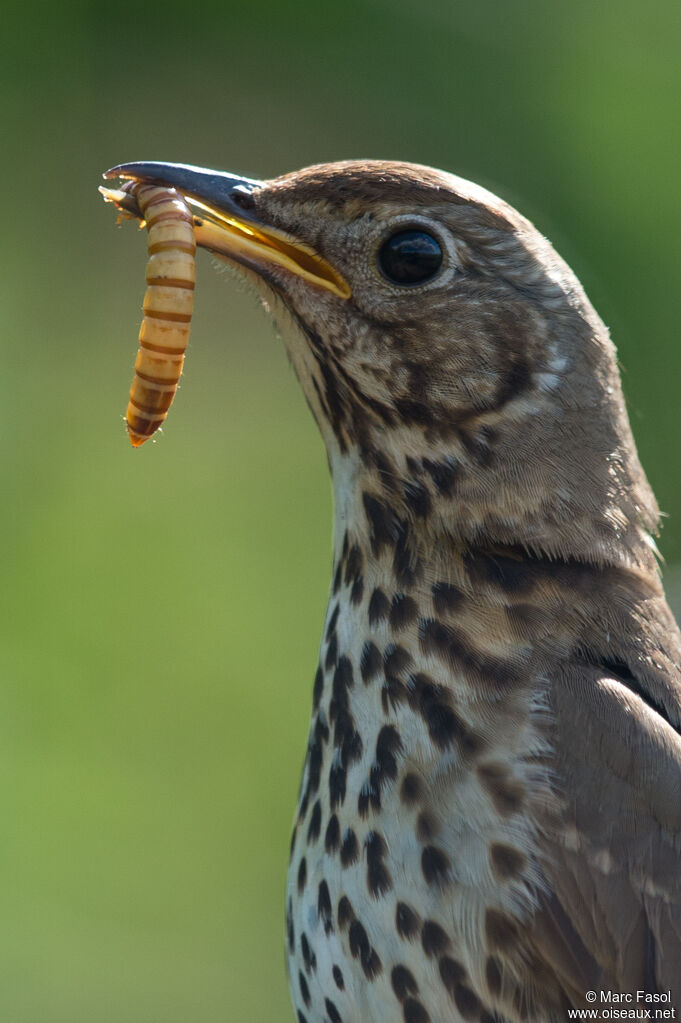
[109,183,197,447]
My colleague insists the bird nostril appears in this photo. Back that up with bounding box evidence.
[230,186,257,211]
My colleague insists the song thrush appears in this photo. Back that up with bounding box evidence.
[104,159,681,1022]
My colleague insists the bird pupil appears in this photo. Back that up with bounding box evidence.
[378,229,443,285]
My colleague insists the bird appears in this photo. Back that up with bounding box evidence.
[103,158,681,1023]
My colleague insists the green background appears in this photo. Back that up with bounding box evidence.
[1,2,679,1019]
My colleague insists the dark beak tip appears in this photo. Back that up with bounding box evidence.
[103,160,193,181]
[103,161,164,180]
[102,164,130,180]
[101,161,265,220]
[102,160,263,188]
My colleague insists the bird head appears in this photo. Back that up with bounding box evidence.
[104,159,659,572]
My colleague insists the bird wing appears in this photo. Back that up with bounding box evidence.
[532,623,681,1007]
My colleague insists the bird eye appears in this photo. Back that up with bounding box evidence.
[378,229,443,285]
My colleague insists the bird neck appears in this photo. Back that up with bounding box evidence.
[327,389,661,587]
[326,442,670,709]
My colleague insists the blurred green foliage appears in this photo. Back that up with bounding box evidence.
[0,1,679,1019]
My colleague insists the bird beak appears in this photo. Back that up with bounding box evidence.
[102,161,351,299]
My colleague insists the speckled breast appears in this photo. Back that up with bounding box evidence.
[285,537,547,1023]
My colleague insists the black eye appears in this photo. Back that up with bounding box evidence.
[378,229,443,285]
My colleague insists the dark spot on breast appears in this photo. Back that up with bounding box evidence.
[460,427,495,468]
[318,359,349,453]
[329,760,347,809]
[421,846,450,887]
[365,947,383,981]
[485,956,502,996]
[421,919,450,957]
[382,675,407,712]
[348,918,383,980]
[463,549,535,595]
[477,762,524,816]
[490,843,527,880]
[430,702,476,752]
[455,984,482,1019]
[376,724,402,777]
[367,445,396,480]
[325,997,342,1023]
[498,357,531,403]
[332,655,354,698]
[344,542,363,583]
[300,931,312,973]
[325,633,338,670]
[407,672,480,754]
[394,397,435,427]
[384,644,413,676]
[325,814,340,853]
[361,641,382,682]
[439,955,465,997]
[403,997,430,1023]
[337,895,354,929]
[297,858,307,894]
[363,493,397,554]
[358,777,380,817]
[363,393,398,430]
[417,618,450,659]
[298,970,310,1008]
[363,772,387,812]
[396,901,420,939]
[302,736,323,806]
[312,666,323,711]
[330,657,361,772]
[400,773,422,805]
[307,800,322,843]
[365,830,393,897]
[369,587,390,625]
[287,898,295,952]
[389,593,418,631]
[333,561,342,594]
[382,645,411,714]
[393,521,420,587]
[423,457,458,496]
[317,879,333,933]
[340,828,359,867]
[431,581,464,614]
[485,908,521,951]
[403,479,431,518]
[350,576,364,604]
[339,719,363,768]
[297,1012,307,1023]
[418,618,519,688]
[326,603,340,639]
[391,964,419,1001]
[332,964,345,990]
[314,715,330,745]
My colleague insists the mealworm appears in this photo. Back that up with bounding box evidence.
[102,182,197,446]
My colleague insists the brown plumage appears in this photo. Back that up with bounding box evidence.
[102,158,681,1021]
